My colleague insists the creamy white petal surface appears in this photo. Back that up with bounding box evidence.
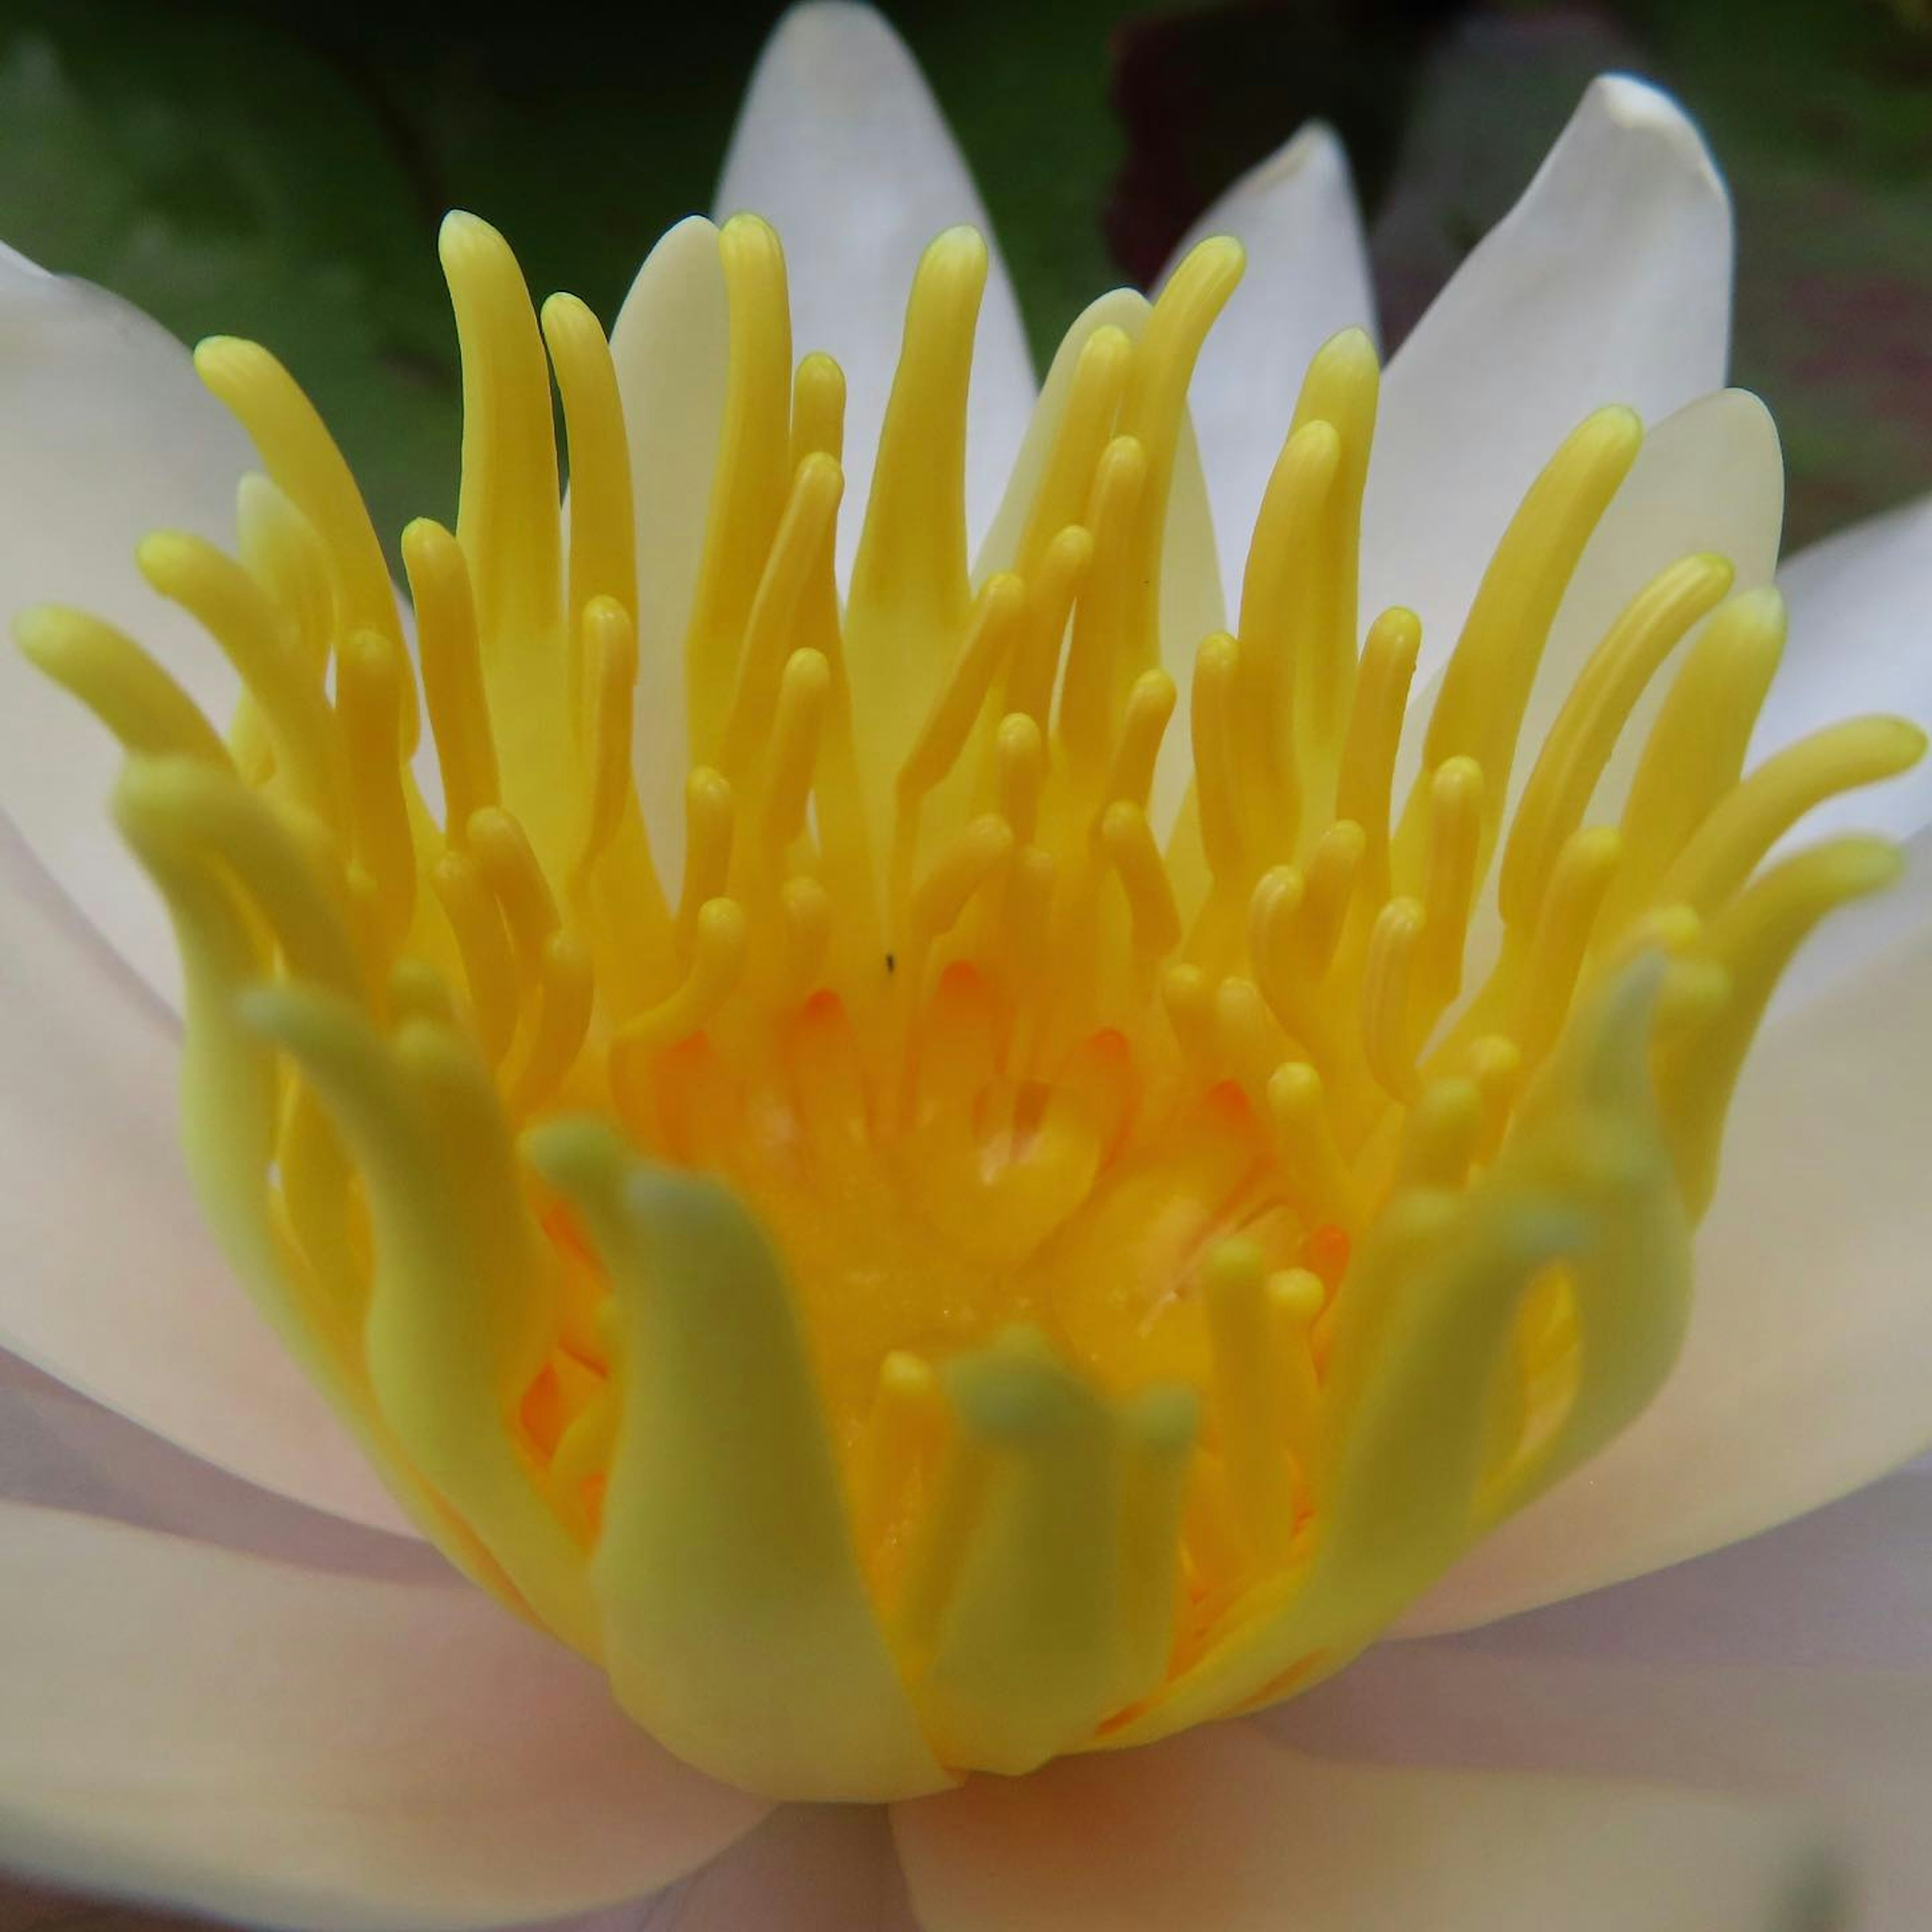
[1755,489,1932,844]
[1363,76,1732,696]
[1160,123,1377,615]
[0,1348,436,1579]
[0,820,411,1537]
[1406,850,1932,1630]
[606,215,731,872]
[1273,1476,1932,1927]
[893,1720,1812,1932]
[0,1504,766,1932]
[627,1806,915,1932]
[714,2,1034,582]
[0,254,252,1005]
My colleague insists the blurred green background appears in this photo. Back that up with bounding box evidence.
[0,0,1924,558]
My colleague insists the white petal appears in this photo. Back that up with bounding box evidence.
[607,215,731,878]
[1423,1464,1932,1673]
[1273,1492,1932,1929]
[627,1806,912,1932]
[0,820,411,1537]
[1406,865,1932,1631]
[0,1505,765,1931]
[0,255,252,1005]
[1161,123,1377,615]
[1754,489,1932,845]
[0,1349,436,1580]
[1364,76,1732,688]
[714,3,1034,578]
[894,1720,1813,1932]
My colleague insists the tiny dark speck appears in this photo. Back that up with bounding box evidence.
[885,952,897,975]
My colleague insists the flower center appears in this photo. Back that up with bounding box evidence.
[22,210,1917,1803]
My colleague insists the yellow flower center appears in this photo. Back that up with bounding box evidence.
[21,210,1918,1803]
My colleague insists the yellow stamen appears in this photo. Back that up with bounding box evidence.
[25,209,1914,1805]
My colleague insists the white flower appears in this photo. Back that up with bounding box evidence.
[0,4,1927,1927]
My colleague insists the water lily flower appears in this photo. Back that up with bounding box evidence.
[2,4,1928,1927]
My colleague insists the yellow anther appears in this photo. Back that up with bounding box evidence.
[1215,976,1286,1101]
[611,897,749,1078]
[1418,757,1484,1010]
[14,606,234,768]
[1117,236,1244,667]
[508,931,595,1119]
[847,227,986,794]
[1160,960,1216,1064]
[1403,406,1644,879]
[1189,632,1246,886]
[779,875,833,999]
[335,628,417,951]
[137,530,343,830]
[1659,837,1901,1214]
[1003,522,1091,731]
[1113,1384,1200,1699]
[1265,1267,1326,1467]
[468,807,560,973]
[115,757,361,997]
[1062,436,1149,775]
[430,848,520,1064]
[235,474,336,672]
[1464,1034,1524,1164]
[1286,329,1379,785]
[898,573,1026,806]
[441,213,563,687]
[1105,669,1178,815]
[676,767,735,958]
[790,351,847,469]
[387,957,459,1033]
[542,291,637,630]
[995,844,1057,1010]
[860,1350,948,1582]
[686,214,794,766]
[717,452,843,782]
[993,712,1044,846]
[1601,584,1786,941]
[573,596,643,889]
[1101,801,1183,961]
[757,648,831,870]
[908,815,1014,960]
[1248,863,1307,1007]
[1205,1239,1295,1563]
[1516,825,1623,1066]
[1362,896,1425,1102]
[1336,607,1420,904]
[1500,552,1733,932]
[1265,1061,1359,1227]
[1394,1077,1482,1194]
[1016,322,1133,579]
[1297,820,1365,982]
[1658,715,1926,920]
[402,518,500,844]
[1235,417,1341,845]
[193,336,405,660]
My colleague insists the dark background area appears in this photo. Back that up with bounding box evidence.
[0,0,1924,558]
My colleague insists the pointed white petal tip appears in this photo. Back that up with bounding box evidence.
[1578,72,1724,190]
[765,0,903,69]
[1249,119,1349,196]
